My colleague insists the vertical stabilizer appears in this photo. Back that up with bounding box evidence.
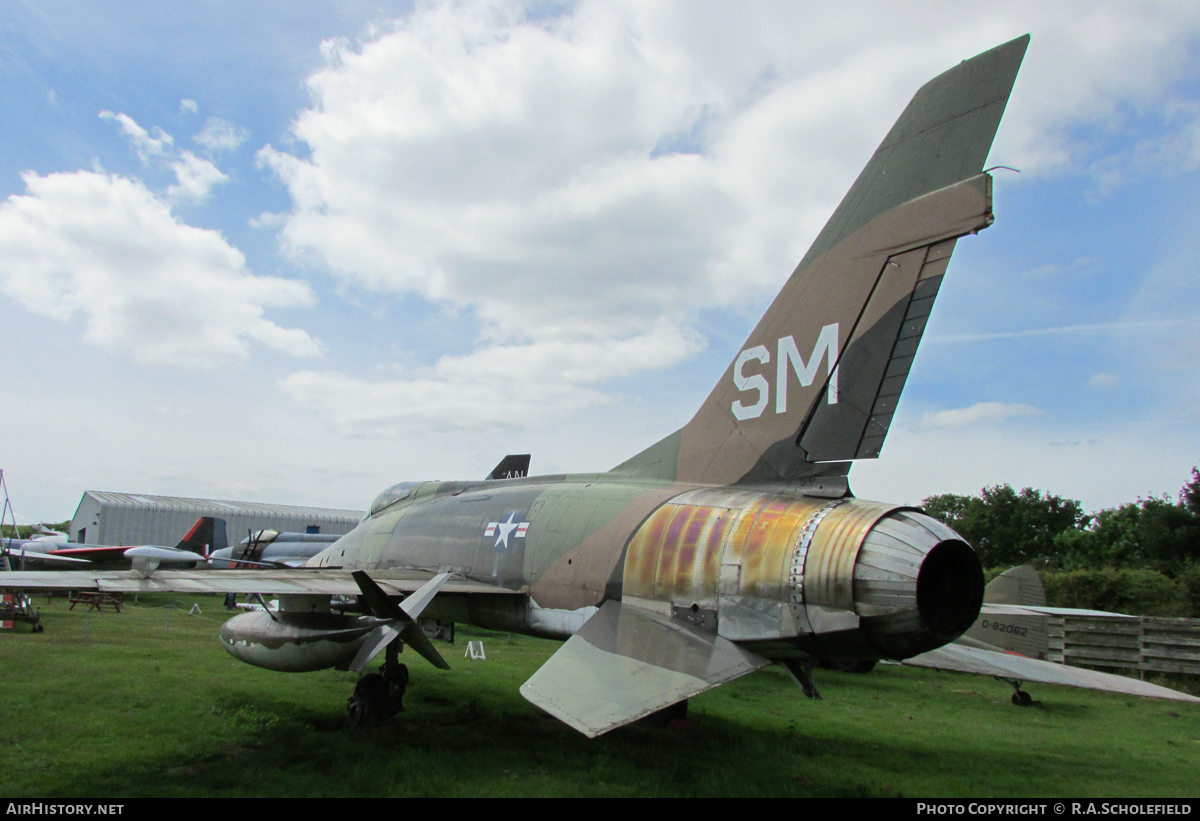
[983,565,1047,607]
[612,36,1028,488]
[174,516,227,557]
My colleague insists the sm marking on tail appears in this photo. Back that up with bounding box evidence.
[731,323,839,421]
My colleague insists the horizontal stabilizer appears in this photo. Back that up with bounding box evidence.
[902,642,1200,703]
[520,600,769,737]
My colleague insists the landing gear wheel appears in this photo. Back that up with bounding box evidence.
[997,677,1034,707]
[645,699,689,727]
[824,659,876,674]
[783,658,823,699]
[383,662,409,713]
[347,673,390,727]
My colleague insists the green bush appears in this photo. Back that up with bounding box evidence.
[1176,562,1200,618]
[1039,568,1191,617]
[1055,498,1200,574]
[923,485,1085,567]
[925,469,1200,575]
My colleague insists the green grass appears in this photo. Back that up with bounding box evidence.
[2,593,1198,797]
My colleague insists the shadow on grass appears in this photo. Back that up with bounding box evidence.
[9,600,1199,797]
[39,672,1176,798]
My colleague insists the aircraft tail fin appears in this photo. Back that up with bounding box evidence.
[174,516,228,558]
[486,454,530,480]
[983,565,1047,607]
[611,36,1028,489]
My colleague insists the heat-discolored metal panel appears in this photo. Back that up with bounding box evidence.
[625,490,901,642]
[623,487,755,609]
[803,500,900,613]
[718,493,824,640]
[787,500,844,634]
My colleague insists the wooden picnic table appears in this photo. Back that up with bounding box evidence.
[68,591,124,612]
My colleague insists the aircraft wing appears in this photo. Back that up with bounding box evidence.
[0,568,519,597]
[2,547,91,565]
[520,600,770,737]
[43,546,133,562]
[901,641,1200,703]
[981,603,1131,618]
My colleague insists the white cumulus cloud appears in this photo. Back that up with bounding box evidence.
[100,110,173,162]
[102,110,230,202]
[194,117,250,152]
[917,402,1043,430]
[168,150,229,202]
[0,169,322,368]
[258,1,1200,433]
[282,320,699,435]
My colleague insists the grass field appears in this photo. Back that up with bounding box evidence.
[2,593,1198,797]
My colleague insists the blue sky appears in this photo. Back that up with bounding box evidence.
[2,1,1199,523]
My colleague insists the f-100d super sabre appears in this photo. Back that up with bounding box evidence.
[9,36,1192,735]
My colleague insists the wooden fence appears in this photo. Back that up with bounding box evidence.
[1047,615,1200,677]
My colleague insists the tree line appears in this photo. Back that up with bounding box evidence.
[0,520,72,540]
[922,468,1200,617]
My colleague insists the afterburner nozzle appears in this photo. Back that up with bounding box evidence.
[852,510,983,658]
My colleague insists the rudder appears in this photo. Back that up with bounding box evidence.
[612,36,1028,490]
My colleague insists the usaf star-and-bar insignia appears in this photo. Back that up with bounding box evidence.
[484,511,529,552]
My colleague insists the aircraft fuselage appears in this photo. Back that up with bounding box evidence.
[292,474,982,663]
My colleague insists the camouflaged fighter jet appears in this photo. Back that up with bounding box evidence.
[22,36,1190,736]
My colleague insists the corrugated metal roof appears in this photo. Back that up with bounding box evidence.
[81,491,363,520]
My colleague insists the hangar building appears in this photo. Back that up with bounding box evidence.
[69,491,363,547]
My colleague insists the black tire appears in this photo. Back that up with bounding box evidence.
[1012,690,1032,707]
[383,663,409,711]
[826,659,876,674]
[348,673,390,727]
[645,699,688,726]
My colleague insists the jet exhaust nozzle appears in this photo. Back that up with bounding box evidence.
[851,510,984,659]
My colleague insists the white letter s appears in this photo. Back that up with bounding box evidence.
[732,346,770,420]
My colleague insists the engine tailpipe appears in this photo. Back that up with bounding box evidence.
[851,510,983,658]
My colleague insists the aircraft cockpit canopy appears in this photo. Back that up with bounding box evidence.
[368,482,420,518]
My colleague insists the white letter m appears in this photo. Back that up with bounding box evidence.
[775,323,839,414]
